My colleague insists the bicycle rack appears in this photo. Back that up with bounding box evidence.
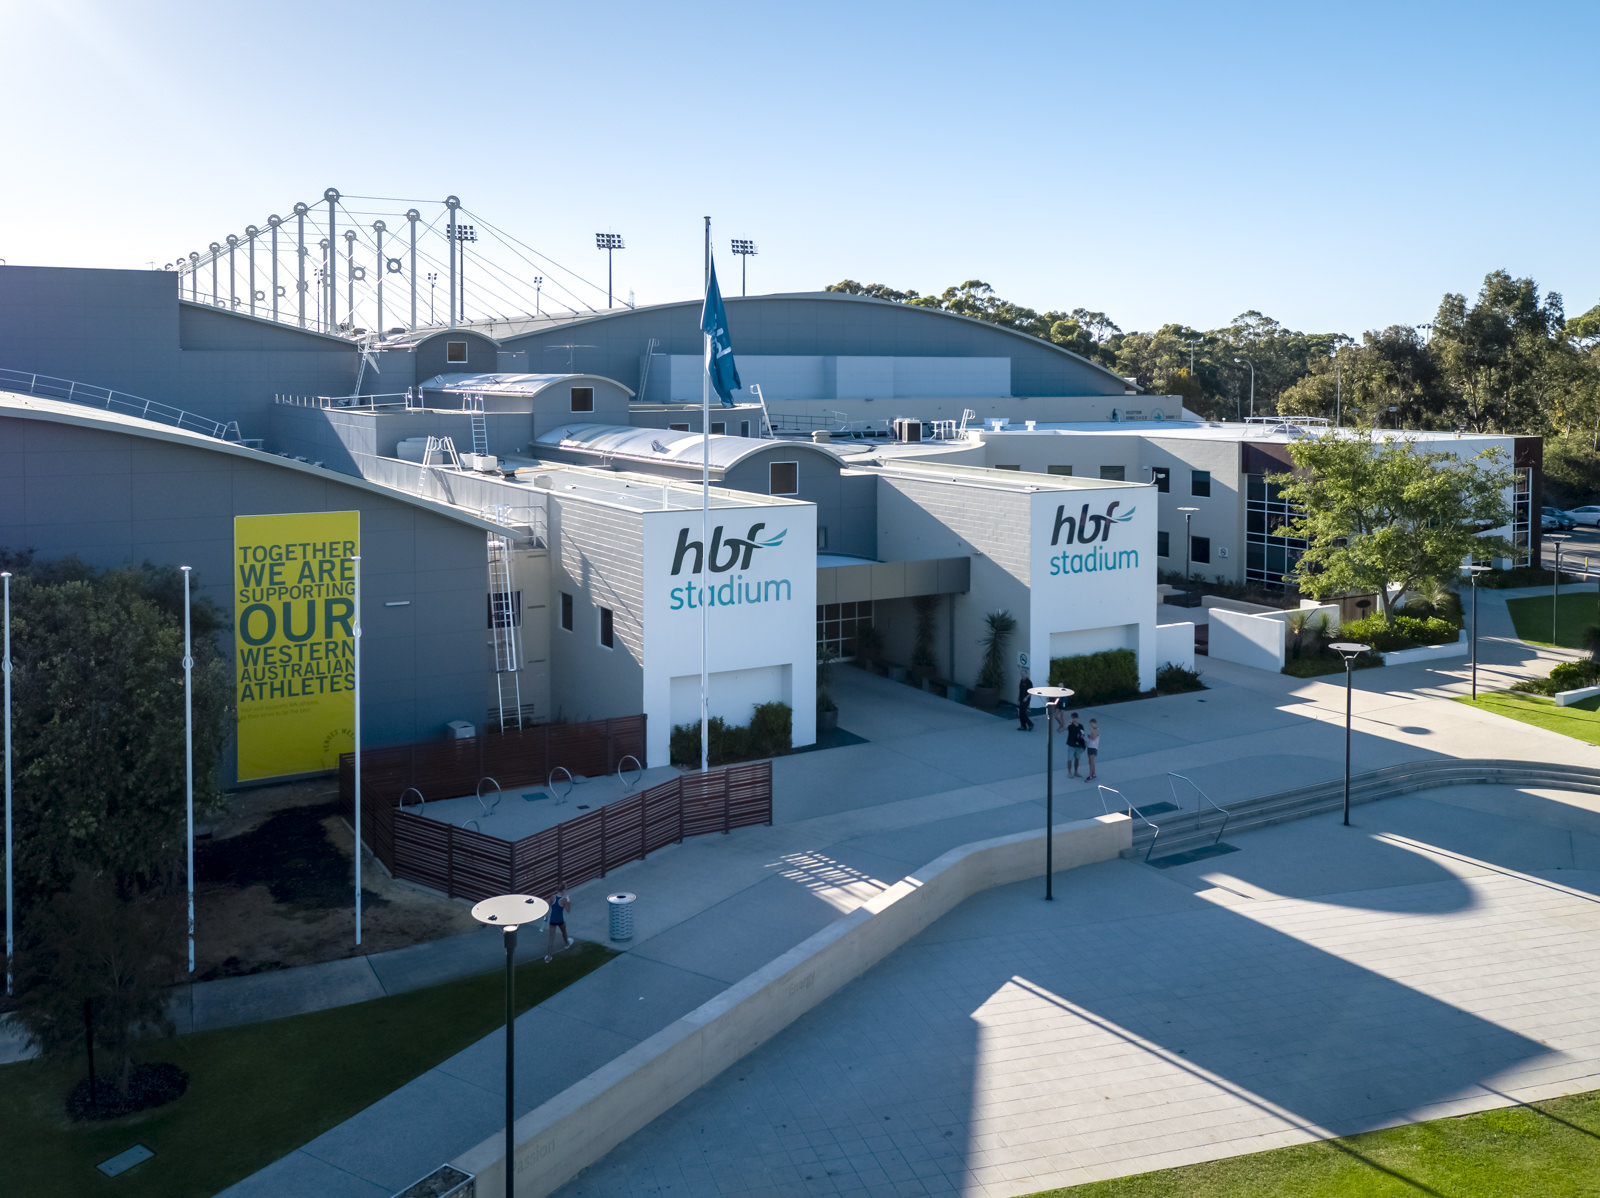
[1099,784,1161,862]
[616,755,643,794]
[1167,772,1231,849]
[399,787,425,815]
[475,776,502,818]
[464,818,481,834]
[548,766,574,806]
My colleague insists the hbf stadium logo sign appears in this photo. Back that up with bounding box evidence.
[1048,501,1139,577]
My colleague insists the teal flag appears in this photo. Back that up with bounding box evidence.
[700,258,741,407]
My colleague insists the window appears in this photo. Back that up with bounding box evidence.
[599,607,614,649]
[995,464,1021,471]
[1191,470,1211,497]
[1151,467,1170,493]
[570,386,594,413]
[669,422,690,432]
[1099,465,1125,481]
[487,591,522,629]
[711,421,726,435]
[1191,536,1212,564]
[560,592,573,631]
[770,461,798,495]
[818,526,829,550]
[740,420,751,437]
[1157,531,1170,558]
[1046,464,1073,476]
[1244,472,1307,586]
[446,340,467,364]
[817,600,874,658]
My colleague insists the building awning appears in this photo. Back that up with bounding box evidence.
[816,555,970,604]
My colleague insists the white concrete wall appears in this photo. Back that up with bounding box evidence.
[1208,607,1287,671]
[659,354,1011,402]
[1156,622,1196,672]
[454,813,1132,1198]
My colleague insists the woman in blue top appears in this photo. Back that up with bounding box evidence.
[545,882,572,961]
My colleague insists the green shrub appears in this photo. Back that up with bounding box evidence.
[1155,662,1204,694]
[1282,652,1383,678]
[1340,613,1459,652]
[976,609,1016,690]
[1477,565,1581,589]
[1049,648,1140,705]
[669,703,792,767]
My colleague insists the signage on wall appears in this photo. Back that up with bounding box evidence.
[233,511,359,781]
[1047,501,1139,577]
[667,521,793,610]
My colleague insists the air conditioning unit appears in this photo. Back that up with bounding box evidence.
[446,720,476,741]
[893,418,923,443]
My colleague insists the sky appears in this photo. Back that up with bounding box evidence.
[2,0,1597,338]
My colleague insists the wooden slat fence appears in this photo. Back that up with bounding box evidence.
[356,760,772,903]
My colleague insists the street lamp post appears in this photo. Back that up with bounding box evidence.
[1178,506,1199,602]
[1233,356,1255,420]
[1330,642,1371,826]
[1464,564,1490,699]
[1027,685,1075,901]
[595,233,625,308]
[2,570,11,997]
[1550,534,1570,643]
[471,893,549,1198]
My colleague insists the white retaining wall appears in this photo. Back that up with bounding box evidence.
[454,814,1132,1197]
[1156,622,1196,672]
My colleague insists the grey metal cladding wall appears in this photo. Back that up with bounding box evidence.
[0,266,357,437]
[547,496,645,723]
[0,414,489,779]
[413,331,500,381]
[498,294,1129,397]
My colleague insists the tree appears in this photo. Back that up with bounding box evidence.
[1271,432,1513,622]
[0,552,232,908]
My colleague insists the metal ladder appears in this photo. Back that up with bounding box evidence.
[486,507,523,732]
[421,435,462,470]
[466,393,488,457]
[750,383,776,439]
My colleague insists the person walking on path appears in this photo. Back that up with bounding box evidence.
[1017,669,1035,731]
[545,882,573,961]
[1065,712,1086,778]
[1084,718,1100,782]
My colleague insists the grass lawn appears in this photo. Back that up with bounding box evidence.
[1454,689,1600,747]
[1505,590,1600,649]
[1024,1089,1600,1197]
[0,941,613,1197]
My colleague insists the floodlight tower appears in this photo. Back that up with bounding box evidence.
[453,223,477,324]
[596,233,625,308]
[730,239,757,296]
[533,276,543,317]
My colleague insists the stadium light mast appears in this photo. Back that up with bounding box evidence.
[731,239,757,297]
[596,233,625,308]
[532,276,543,317]
[453,223,477,324]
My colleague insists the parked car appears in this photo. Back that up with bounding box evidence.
[1543,506,1577,531]
[1563,505,1600,528]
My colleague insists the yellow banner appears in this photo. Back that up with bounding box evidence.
[234,511,360,781]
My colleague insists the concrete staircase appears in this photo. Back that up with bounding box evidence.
[1123,759,1600,863]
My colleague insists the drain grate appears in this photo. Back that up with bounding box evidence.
[1148,842,1239,869]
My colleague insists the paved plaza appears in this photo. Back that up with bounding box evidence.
[220,588,1600,1197]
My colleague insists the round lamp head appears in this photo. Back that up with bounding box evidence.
[471,893,548,931]
[1330,642,1371,657]
[1028,685,1075,701]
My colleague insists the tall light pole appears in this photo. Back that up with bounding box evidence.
[596,233,625,308]
[2,570,11,997]
[472,893,549,1198]
[1465,563,1490,699]
[352,554,363,947]
[428,272,438,324]
[532,276,543,317]
[1178,506,1199,601]
[730,239,757,297]
[1028,685,1075,901]
[1550,534,1570,643]
[1330,642,1371,826]
[453,224,477,324]
[180,567,195,974]
[1233,356,1255,420]
[1334,344,1343,428]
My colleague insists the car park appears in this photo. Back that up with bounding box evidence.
[1563,505,1600,527]
[1543,506,1577,531]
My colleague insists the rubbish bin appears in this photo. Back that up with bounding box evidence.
[606,892,636,941]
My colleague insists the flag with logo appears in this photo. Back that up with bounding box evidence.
[700,257,741,407]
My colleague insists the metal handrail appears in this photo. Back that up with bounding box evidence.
[1167,773,1231,848]
[399,786,425,814]
[1,367,243,441]
[617,754,642,794]
[475,776,502,818]
[1098,784,1161,862]
[548,766,573,806]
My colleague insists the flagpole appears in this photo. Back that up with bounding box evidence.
[353,553,363,946]
[701,216,711,774]
[181,566,194,975]
[3,570,12,998]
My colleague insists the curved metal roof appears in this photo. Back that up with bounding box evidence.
[418,372,634,397]
[535,423,843,472]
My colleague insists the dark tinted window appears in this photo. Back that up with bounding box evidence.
[770,461,798,495]
[570,387,594,412]
[1151,467,1170,493]
[1192,470,1211,497]
[1191,536,1212,564]
[560,592,573,631]
[600,607,614,648]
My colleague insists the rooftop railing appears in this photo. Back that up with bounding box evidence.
[0,368,242,441]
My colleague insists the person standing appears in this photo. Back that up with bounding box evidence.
[545,882,572,961]
[1084,718,1100,782]
[1017,669,1034,731]
[1065,711,1086,778]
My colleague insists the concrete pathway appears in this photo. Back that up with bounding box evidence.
[214,586,1600,1196]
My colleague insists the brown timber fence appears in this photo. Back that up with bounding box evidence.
[338,716,773,902]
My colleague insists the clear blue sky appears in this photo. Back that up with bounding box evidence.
[3,0,1596,337]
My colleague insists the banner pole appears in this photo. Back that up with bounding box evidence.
[353,553,363,946]
[701,216,711,774]
[3,571,12,997]
[181,566,194,974]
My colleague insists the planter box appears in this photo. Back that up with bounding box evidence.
[1380,634,1468,667]
[1556,685,1600,707]
[946,683,967,704]
[887,665,908,683]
